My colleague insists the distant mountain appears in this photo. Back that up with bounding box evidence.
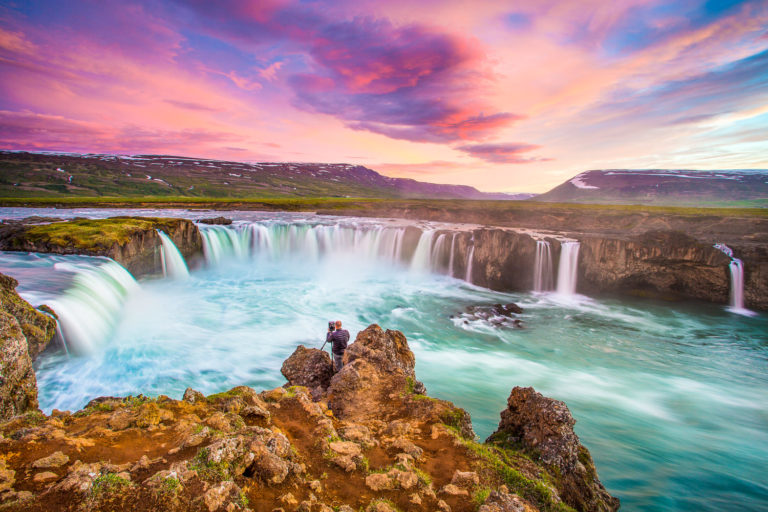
[535,169,768,207]
[0,151,525,200]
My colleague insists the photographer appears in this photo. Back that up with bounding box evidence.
[326,320,350,372]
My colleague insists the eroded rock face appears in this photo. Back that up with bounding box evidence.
[0,312,38,421]
[0,273,57,359]
[327,324,425,420]
[488,387,619,512]
[281,345,334,395]
[579,231,732,305]
[0,271,55,420]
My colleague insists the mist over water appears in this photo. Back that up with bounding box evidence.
[0,208,766,511]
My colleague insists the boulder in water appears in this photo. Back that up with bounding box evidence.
[198,216,233,225]
[493,303,523,316]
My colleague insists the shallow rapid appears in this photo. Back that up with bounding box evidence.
[0,208,766,511]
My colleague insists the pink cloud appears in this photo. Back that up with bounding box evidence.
[258,61,284,81]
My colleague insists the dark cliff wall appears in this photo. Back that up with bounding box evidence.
[438,227,764,310]
[446,229,539,291]
[577,231,732,304]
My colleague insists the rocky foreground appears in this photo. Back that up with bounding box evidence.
[0,324,619,512]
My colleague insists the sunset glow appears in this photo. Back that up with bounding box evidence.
[1,0,766,192]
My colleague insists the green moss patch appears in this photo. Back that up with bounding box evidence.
[447,428,576,512]
[20,216,184,252]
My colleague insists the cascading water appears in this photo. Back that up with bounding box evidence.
[448,234,457,277]
[465,245,475,283]
[714,243,753,315]
[430,234,447,273]
[199,224,250,264]
[198,222,410,267]
[157,231,190,279]
[556,241,580,295]
[411,229,436,272]
[45,260,139,354]
[533,240,554,292]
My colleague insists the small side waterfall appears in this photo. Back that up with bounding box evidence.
[47,260,139,354]
[714,243,752,314]
[556,241,580,295]
[533,240,554,292]
[465,245,475,284]
[157,231,190,279]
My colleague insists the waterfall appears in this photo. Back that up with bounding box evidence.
[430,234,447,273]
[47,260,139,354]
[201,222,408,266]
[533,240,554,292]
[157,231,190,279]
[448,234,456,277]
[556,241,580,295]
[410,229,435,272]
[199,225,250,264]
[465,245,475,283]
[729,259,745,310]
[714,243,752,314]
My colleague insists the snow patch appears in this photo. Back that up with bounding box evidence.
[570,173,599,189]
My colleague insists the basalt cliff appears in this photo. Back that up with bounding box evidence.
[0,324,618,512]
[0,213,764,310]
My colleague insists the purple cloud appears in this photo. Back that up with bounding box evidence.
[170,1,521,143]
[455,142,550,163]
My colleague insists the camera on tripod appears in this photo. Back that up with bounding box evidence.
[328,321,336,332]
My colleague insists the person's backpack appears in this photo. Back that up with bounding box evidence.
[337,330,349,351]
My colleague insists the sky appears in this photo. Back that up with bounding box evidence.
[0,0,767,193]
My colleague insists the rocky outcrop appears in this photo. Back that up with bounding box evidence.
[198,216,233,225]
[0,274,57,359]
[0,273,56,421]
[0,324,619,512]
[281,345,333,398]
[327,325,431,422]
[488,387,619,512]
[0,312,38,421]
[0,217,203,278]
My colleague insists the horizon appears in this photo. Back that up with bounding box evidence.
[1,1,767,193]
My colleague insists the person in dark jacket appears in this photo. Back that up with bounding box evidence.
[326,320,350,372]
